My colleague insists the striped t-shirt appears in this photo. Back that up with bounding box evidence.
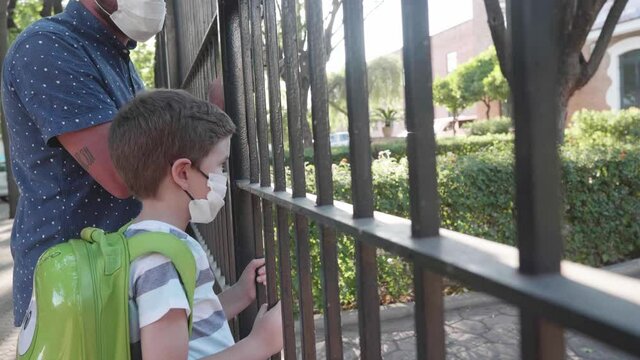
[125,220,235,359]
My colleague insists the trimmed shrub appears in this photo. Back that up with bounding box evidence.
[464,116,512,136]
[294,141,640,312]
[285,134,513,165]
[566,108,640,149]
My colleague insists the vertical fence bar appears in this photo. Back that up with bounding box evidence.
[220,0,257,339]
[281,0,306,197]
[400,0,445,358]
[277,207,297,359]
[510,1,565,359]
[239,0,260,184]
[264,0,286,194]
[263,2,290,357]
[280,0,311,357]
[249,0,273,308]
[265,0,296,360]
[341,0,380,358]
[252,195,266,304]
[302,0,349,358]
[238,0,266,317]
[250,0,271,187]
[294,214,316,359]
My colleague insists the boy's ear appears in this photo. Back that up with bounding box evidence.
[170,158,192,190]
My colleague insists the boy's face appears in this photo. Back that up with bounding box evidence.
[189,135,231,200]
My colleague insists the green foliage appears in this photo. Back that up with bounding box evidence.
[287,134,514,165]
[456,47,495,106]
[374,107,399,127]
[327,53,404,131]
[432,76,469,119]
[465,117,512,136]
[130,40,156,89]
[326,71,349,131]
[367,55,404,110]
[291,123,640,311]
[9,0,43,44]
[434,47,510,118]
[483,64,510,104]
[565,108,640,149]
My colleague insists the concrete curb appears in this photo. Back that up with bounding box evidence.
[604,258,640,278]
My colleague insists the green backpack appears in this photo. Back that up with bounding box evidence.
[16,224,197,360]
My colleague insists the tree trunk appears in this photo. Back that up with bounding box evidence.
[557,98,569,144]
[484,100,491,119]
[0,0,18,217]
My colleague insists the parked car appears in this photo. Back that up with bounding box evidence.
[329,131,350,147]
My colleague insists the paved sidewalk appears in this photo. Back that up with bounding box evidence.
[300,299,638,359]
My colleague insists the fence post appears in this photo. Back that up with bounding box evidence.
[219,0,257,340]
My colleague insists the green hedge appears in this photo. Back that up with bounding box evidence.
[294,141,640,312]
[464,116,512,136]
[284,134,513,165]
[566,108,640,148]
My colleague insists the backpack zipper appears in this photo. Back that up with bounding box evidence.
[86,244,102,358]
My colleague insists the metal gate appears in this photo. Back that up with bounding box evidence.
[155,0,640,358]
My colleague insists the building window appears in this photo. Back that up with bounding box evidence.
[446,52,458,73]
[620,49,640,109]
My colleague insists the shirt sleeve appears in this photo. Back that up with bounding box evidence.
[6,32,119,146]
[130,253,191,328]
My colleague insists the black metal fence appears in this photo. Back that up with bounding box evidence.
[156,0,640,358]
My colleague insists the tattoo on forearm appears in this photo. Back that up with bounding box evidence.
[75,146,96,168]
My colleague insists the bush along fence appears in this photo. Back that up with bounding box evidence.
[288,135,640,312]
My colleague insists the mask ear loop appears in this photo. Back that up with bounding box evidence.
[94,0,113,16]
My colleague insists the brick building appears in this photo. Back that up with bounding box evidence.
[430,0,640,125]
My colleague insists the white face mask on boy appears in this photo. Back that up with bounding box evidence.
[187,170,228,224]
[96,0,167,42]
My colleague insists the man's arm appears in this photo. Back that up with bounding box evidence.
[57,122,130,199]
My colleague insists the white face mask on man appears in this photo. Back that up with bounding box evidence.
[186,170,228,224]
[96,0,167,42]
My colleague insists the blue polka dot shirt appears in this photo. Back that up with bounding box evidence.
[1,0,143,325]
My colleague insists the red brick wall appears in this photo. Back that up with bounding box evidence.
[568,31,640,125]
[430,0,499,120]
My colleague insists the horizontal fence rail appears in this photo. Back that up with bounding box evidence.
[156,0,640,358]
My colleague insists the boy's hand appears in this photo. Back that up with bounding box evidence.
[249,302,283,355]
[238,258,267,303]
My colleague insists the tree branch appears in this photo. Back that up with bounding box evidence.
[579,0,629,87]
[324,0,343,58]
[483,0,512,84]
[329,100,349,116]
[563,0,606,55]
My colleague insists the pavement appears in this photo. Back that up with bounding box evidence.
[0,201,637,359]
[297,296,638,359]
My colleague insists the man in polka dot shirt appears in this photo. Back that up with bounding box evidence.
[1,0,166,326]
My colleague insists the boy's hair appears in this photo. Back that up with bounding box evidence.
[109,89,236,198]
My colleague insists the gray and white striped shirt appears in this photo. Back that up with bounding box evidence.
[125,220,235,359]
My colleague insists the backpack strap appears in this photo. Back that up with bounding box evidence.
[127,232,197,335]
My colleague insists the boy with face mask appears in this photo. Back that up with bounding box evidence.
[2,0,169,327]
[109,89,283,359]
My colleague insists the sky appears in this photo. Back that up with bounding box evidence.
[325,0,473,72]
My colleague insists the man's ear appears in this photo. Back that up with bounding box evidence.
[170,158,192,191]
